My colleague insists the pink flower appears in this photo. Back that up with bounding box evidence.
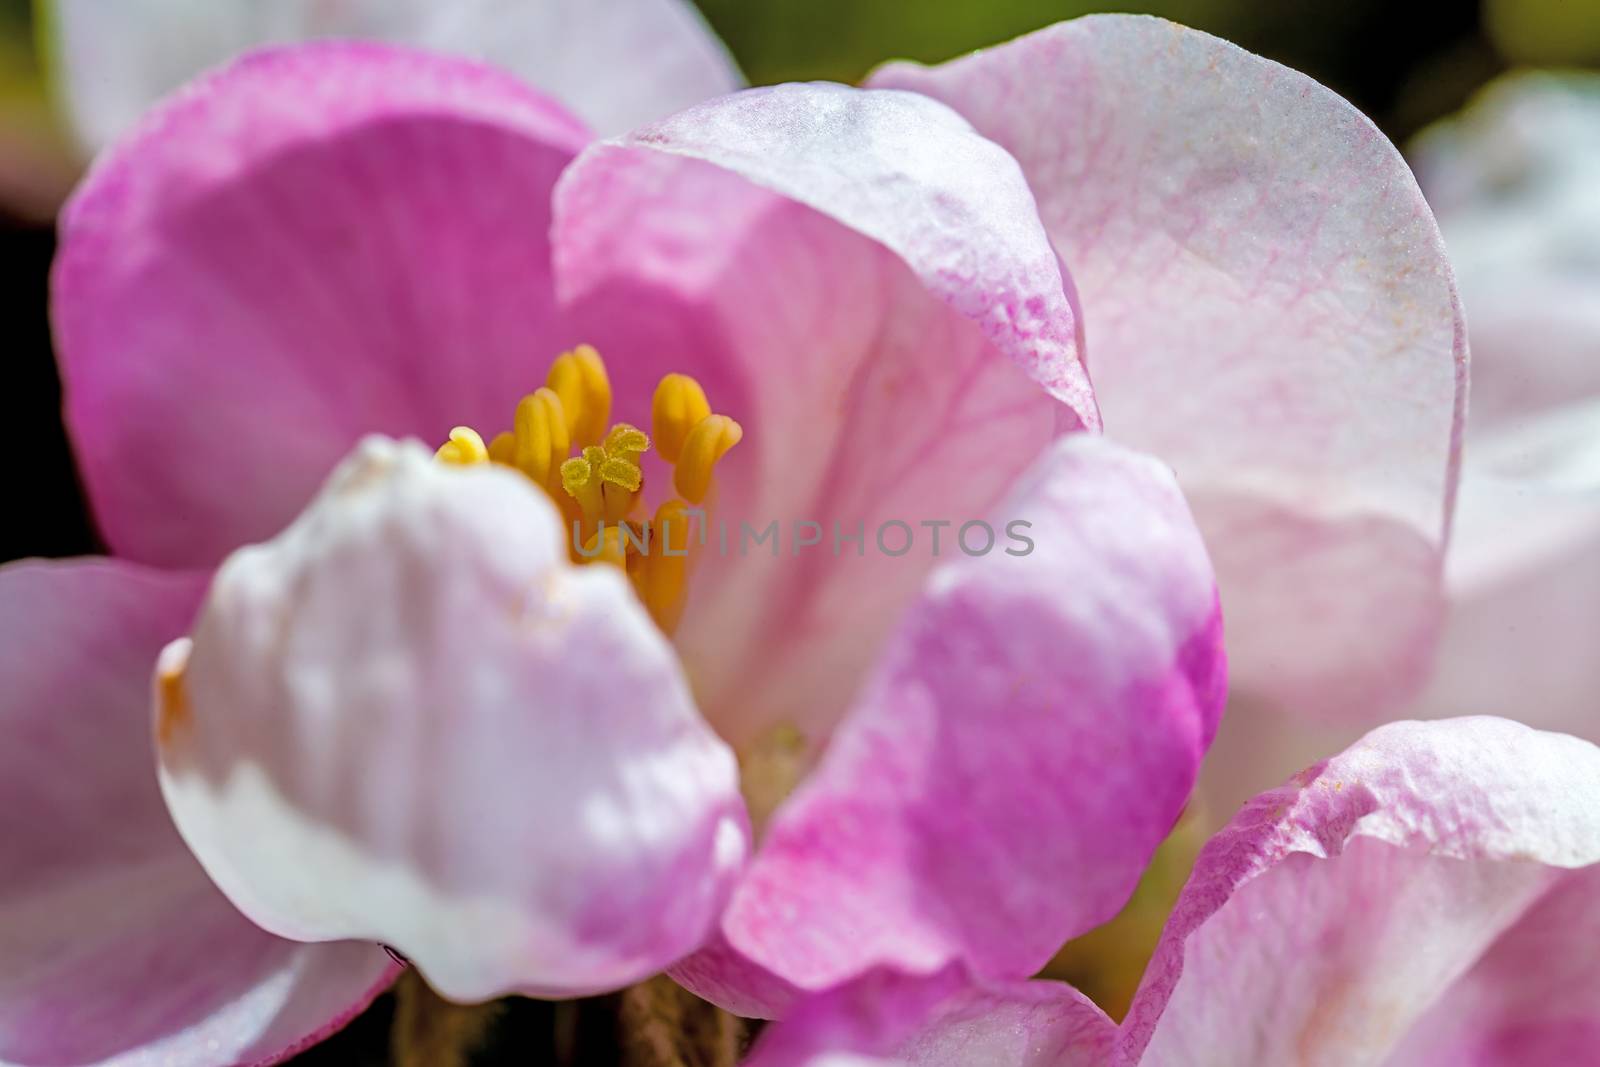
[2,12,1463,1064]
[743,718,1600,1066]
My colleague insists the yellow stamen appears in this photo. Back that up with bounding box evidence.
[635,498,695,633]
[560,449,607,532]
[433,347,739,635]
[580,525,628,569]
[546,344,611,448]
[674,415,742,504]
[512,387,569,491]
[652,374,712,464]
[435,426,489,466]
[487,431,515,466]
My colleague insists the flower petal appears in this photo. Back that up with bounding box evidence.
[562,82,1094,429]
[1406,73,1600,739]
[1387,865,1600,1064]
[872,15,1466,719]
[1408,72,1600,429]
[551,81,1090,749]
[156,437,748,1002]
[1121,717,1600,1066]
[672,435,1225,1016]
[742,965,1114,1067]
[53,42,589,569]
[1409,401,1600,737]
[0,558,396,1066]
[45,0,739,152]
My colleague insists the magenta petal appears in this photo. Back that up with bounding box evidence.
[0,559,396,1066]
[1122,717,1600,1066]
[675,435,1225,1016]
[873,16,1467,719]
[743,965,1114,1067]
[54,42,589,569]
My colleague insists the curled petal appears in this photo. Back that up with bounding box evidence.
[156,437,748,1002]
[45,0,739,151]
[1123,717,1600,1066]
[54,42,588,568]
[562,81,1093,428]
[674,435,1225,1015]
[873,16,1466,718]
[0,559,397,1066]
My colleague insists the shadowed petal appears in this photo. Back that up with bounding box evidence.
[673,435,1225,1016]
[54,42,589,569]
[157,437,748,1002]
[0,558,397,1067]
[873,15,1466,719]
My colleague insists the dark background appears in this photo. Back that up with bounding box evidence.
[1,0,1594,1062]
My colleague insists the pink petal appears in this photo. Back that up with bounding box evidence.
[1122,717,1600,1066]
[561,82,1093,429]
[551,81,1091,748]
[743,965,1114,1067]
[872,16,1467,719]
[156,438,748,1002]
[1387,865,1600,1064]
[0,559,396,1066]
[53,42,589,569]
[48,0,739,152]
[1409,405,1600,737]
[1408,73,1600,429]
[1405,73,1600,739]
[673,435,1226,1016]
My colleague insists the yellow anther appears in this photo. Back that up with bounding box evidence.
[652,374,712,464]
[546,344,611,448]
[603,423,649,459]
[155,650,191,747]
[580,525,628,569]
[431,345,741,634]
[512,387,569,490]
[598,458,644,493]
[635,498,696,633]
[673,415,742,504]
[556,423,651,525]
[436,426,489,465]
[560,450,606,528]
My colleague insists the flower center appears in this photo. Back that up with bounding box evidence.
[436,345,741,634]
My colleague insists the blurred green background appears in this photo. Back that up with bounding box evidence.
[1,0,1597,1061]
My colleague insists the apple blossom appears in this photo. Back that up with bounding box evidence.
[1,13,1465,1065]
